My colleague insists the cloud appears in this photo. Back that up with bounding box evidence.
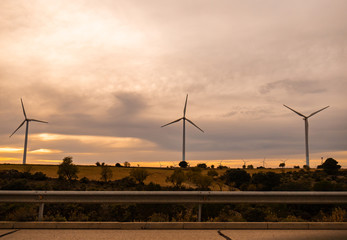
[0,0,346,166]
[259,79,326,95]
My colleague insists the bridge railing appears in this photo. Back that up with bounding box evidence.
[1,191,347,221]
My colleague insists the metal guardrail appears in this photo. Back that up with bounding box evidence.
[1,191,347,221]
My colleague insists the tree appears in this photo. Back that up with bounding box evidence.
[100,165,113,182]
[57,156,79,181]
[279,163,285,168]
[197,163,207,168]
[130,168,149,184]
[247,165,254,169]
[321,158,341,175]
[222,169,251,189]
[124,161,131,167]
[166,169,186,188]
[179,160,188,168]
[115,163,122,167]
[96,162,101,166]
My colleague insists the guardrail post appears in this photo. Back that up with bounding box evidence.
[198,204,202,222]
[38,203,44,221]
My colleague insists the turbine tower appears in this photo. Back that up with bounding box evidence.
[161,94,204,162]
[9,98,48,164]
[284,104,329,167]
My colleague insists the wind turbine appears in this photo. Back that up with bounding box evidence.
[284,104,329,167]
[9,98,48,164]
[262,158,266,168]
[280,159,287,168]
[242,159,248,168]
[161,94,204,163]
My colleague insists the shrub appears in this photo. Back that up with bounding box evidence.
[252,172,282,190]
[1,179,29,190]
[196,163,207,168]
[321,158,341,175]
[222,169,251,189]
[313,181,344,191]
[31,172,48,180]
[242,208,266,222]
[179,161,188,168]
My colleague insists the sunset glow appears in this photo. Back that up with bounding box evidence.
[0,0,346,167]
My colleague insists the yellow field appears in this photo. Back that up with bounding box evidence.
[0,164,303,188]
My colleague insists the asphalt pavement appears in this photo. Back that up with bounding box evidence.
[0,229,347,240]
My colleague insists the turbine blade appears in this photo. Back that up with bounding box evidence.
[307,106,329,118]
[183,94,188,117]
[9,120,26,137]
[29,119,48,124]
[186,118,204,132]
[20,98,27,119]
[283,104,306,118]
[161,118,183,128]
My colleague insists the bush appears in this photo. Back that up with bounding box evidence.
[252,172,282,190]
[196,163,207,168]
[222,169,251,188]
[179,161,188,168]
[0,170,22,179]
[1,179,30,190]
[31,172,48,180]
[278,181,311,191]
[313,181,344,191]
[321,158,341,175]
[80,177,90,184]
[242,208,266,222]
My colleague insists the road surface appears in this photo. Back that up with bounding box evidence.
[1,229,347,240]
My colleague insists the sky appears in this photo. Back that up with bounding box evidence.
[0,0,346,168]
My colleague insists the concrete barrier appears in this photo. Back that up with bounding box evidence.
[309,222,347,230]
[1,222,346,229]
[268,222,309,229]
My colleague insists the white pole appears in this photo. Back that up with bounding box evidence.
[304,118,309,167]
[182,118,185,162]
[23,121,29,165]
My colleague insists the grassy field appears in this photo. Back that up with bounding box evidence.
[0,164,303,188]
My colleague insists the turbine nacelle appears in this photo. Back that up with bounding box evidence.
[161,94,204,133]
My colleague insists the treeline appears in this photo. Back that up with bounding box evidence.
[0,157,346,222]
